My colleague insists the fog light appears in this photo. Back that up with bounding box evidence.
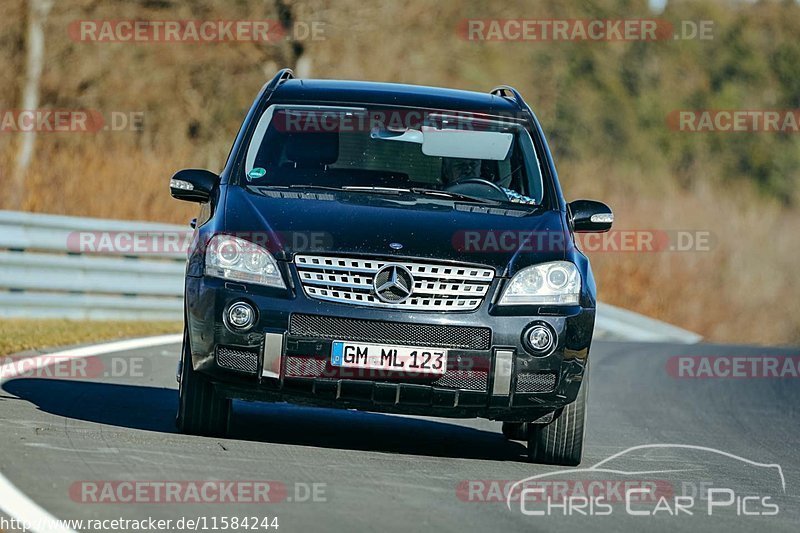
[225,302,256,331]
[524,324,555,356]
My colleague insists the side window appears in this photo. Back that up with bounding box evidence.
[518,129,543,203]
[495,158,512,189]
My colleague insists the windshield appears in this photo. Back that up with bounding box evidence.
[242,105,545,205]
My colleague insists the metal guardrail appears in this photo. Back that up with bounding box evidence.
[594,302,702,344]
[0,210,186,320]
[0,210,701,343]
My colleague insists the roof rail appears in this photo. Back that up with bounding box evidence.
[266,68,295,93]
[490,85,525,108]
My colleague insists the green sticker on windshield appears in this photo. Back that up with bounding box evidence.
[247,167,267,180]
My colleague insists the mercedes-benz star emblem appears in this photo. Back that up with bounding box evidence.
[373,265,414,304]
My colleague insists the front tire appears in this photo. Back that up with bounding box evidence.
[527,365,588,466]
[501,422,528,441]
[176,331,231,437]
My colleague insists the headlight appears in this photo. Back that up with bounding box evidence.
[205,235,286,289]
[498,261,580,305]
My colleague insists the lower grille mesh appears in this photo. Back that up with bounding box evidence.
[283,356,489,391]
[432,370,488,391]
[216,345,259,374]
[516,373,557,393]
[289,314,491,350]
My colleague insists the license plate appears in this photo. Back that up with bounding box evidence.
[330,341,447,376]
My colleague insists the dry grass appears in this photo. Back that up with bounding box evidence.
[560,160,800,344]
[19,144,197,223]
[0,320,181,356]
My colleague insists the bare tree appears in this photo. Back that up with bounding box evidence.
[10,0,54,208]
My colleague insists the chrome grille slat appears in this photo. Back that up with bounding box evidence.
[296,260,493,282]
[295,254,495,311]
[404,264,495,282]
[411,281,489,296]
[299,276,372,289]
[297,263,379,274]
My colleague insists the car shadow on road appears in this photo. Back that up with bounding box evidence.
[3,378,529,462]
[2,378,177,433]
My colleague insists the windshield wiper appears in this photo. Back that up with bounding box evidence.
[249,184,502,205]
[252,185,405,194]
[251,184,346,193]
[341,186,406,195]
[345,186,500,205]
[410,188,501,205]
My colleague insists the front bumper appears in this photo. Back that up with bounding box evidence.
[185,274,594,421]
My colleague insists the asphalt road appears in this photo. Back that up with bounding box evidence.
[1,340,798,532]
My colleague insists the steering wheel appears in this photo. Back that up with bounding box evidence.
[445,178,509,202]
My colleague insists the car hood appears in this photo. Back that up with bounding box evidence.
[224,186,567,275]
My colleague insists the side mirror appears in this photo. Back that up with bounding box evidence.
[569,200,613,232]
[170,169,219,203]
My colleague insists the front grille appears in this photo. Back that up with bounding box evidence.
[216,345,259,374]
[516,373,557,393]
[432,370,488,391]
[295,254,495,311]
[289,314,491,350]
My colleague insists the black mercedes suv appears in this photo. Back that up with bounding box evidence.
[170,69,613,466]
